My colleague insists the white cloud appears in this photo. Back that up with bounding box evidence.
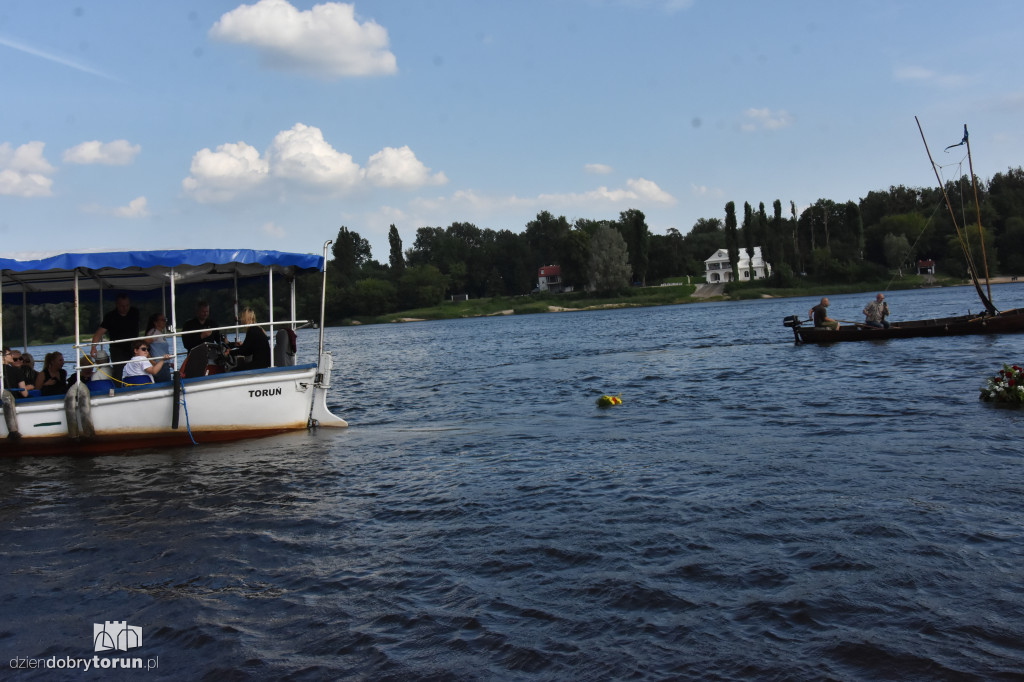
[366,146,448,188]
[0,141,55,197]
[114,196,149,218]
[626,177,675,203]
[210,0,397,78]
[893,65,968,88]
[80,196,150,218]
[183,123,445,203]
[182,141,269,203]
[63,140,141,165]
[261,221,287,238]
[585,163,613,175]
[741,108,794,132]
[267,123,364,187]
[690,183,724,198]
[412,177,676,214]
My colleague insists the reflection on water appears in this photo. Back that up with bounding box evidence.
[3,285,1024,680]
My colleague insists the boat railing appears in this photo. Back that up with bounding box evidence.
[76,317,309,373]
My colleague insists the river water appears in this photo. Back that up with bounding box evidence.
[3,285,1024,680]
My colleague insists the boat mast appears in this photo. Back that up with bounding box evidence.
[915,116,996,314]
[964,129,993,304]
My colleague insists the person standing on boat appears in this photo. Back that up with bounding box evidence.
[863,293,890,329]
[809,297,840,330]
[182,301,222,352]
[90,293,140,381]
[145,312,173,382]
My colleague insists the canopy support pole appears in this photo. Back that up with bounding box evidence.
[21,291,28,351]
[233,272,240,343]
[268,270,275,367]
[319,241,331,358]
[0,274,5,395]
[73,270,81,385]
[169,269,179,374]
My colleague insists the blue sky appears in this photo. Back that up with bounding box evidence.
[2,0,1023,261]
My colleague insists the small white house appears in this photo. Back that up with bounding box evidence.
[704,247,772,284]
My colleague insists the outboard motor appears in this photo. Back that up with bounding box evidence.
[783,315,803,328]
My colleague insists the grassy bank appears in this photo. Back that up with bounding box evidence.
[345,283,698,324]
[724,274,964,300]
[338,273,986,325]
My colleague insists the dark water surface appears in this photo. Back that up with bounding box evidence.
[3,286,1024,680]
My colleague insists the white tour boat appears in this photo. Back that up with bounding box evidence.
[1,246,347,456]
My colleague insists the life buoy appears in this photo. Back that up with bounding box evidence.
[2,389,21,439]
[64,382,95,440]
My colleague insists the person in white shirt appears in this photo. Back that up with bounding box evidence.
[122,340,171,385]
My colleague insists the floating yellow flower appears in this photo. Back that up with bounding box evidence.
[596,394,623,407]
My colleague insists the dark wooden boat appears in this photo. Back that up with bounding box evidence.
[785,119,1024,344]
[785,308,1024,343]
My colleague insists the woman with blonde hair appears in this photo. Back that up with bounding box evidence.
[227,307,270,371]
[39,352,69,396]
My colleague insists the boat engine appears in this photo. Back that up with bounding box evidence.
[783,315,803,328]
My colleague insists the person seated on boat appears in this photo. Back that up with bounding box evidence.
[123,340,172,385]
[809,297,840,330]
[39,352,69,396]
[862,293,890,329]
[2,348,29,398]
[274,327,296,367]
[182,300,222,353]
[226,307,271,372]
[145,312,173,382]
[18,352,38,390]
[67,362,116,394]
[90,293,140,382]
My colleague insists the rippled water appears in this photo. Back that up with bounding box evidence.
[3,285,1024,680]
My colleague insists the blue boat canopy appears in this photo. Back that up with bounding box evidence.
[0,249,324,296]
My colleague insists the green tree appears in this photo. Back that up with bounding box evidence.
[681,218,724,276]
[331,226,371,287]
[525,211,571,270]
[398,265,448,309]
[883,233,913,276]
[490,229,534,295]
[999,216,1024,275]
[648,228,686,281]
[742,202,755,281]
[724,201,739,281]
[616,208,650,285]
[388,224,405,276]
[352,279,398,316]
[588,225,631,293]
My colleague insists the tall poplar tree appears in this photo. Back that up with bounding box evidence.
[724,201,740,282]
[388,224,405,275]
[742,202,755,280]
[616,208,650,285]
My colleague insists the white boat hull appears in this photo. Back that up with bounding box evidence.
[1,360,346,457]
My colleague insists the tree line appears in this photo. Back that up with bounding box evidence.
[317,166,1024,321]
[6,167,1021,335]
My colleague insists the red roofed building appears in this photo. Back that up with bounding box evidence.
[538,265,565,293]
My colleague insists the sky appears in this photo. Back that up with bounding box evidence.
[2,0,1023,262]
